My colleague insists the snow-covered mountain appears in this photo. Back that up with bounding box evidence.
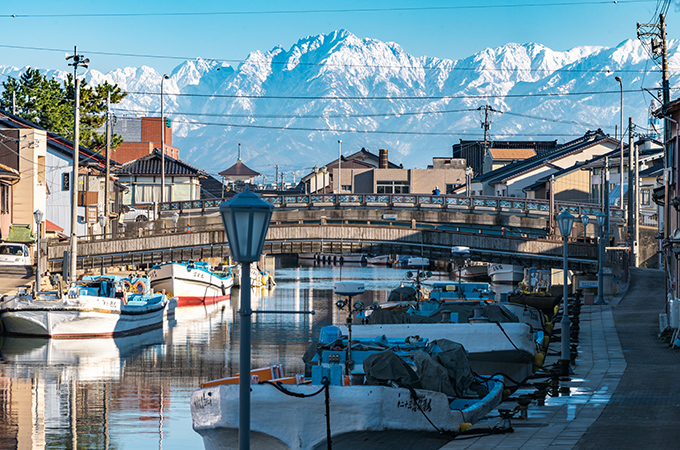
[0,30,676,178]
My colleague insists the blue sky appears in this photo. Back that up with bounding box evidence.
[0,1,675,75]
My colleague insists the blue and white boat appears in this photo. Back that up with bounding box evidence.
[0,275,168,338]
[191,329,504,450]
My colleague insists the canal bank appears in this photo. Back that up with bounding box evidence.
[442,267,674,449]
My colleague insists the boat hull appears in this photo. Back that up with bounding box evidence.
[148,262,233,307]
[487,264,524,284]
[192,380,503,450]
[0,294,167,339]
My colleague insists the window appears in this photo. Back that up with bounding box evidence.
[0,184,9,214]
[376,181,409,194]
[62,172,70,191]
[641,189,651,206]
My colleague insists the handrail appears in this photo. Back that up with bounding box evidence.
[153,194,624,219]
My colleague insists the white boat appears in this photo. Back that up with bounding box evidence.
[192,382,503,450]
[487,264,524,285]
[366,254,394,265]
[0,275,168,338]
[453,263,489,282]
[148,261,234,307]
[0,242,31,266]
[191,334,504,449]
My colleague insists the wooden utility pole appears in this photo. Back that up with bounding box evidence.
[105,92,111,238]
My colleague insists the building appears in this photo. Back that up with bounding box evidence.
[0,163,20,239]
[471,130,620,198]
[114,150,206,216]
[218,145,260,194]
[453,139,557,176]
[302,148,401,194]
[0,109,123,238]
[111,116,179,164]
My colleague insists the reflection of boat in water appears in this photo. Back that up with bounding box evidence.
[149,261,234,307]
[487,264,524,285]
[0,328,165,380]
[0,275,168,338]
[230,264,274,288]
[191,330,504,450]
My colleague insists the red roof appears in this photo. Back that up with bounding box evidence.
[45,220,64,232]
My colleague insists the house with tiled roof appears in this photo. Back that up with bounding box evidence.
[0,109,126,239]
[114,149,207,213]
[471,130,620,198]
[0,162,20,239]
[453,139,557,176]
[483,148,537,173]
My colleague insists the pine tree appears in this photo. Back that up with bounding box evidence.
[0,68,127,151]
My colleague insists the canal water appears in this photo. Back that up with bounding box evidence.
[0,261,448,449]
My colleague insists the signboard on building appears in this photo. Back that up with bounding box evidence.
[579,280,599,288]
[87,206,98,223]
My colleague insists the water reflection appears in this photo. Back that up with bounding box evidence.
[0,262,453,449]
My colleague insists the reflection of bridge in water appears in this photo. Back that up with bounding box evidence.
[48,194,622,274]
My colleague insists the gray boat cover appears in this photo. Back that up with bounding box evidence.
[363,351,422,389]
[427,339,478,397]
[387,286,418,303]
[362,339,487,398]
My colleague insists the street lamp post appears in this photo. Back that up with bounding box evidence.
[338,140,342,194]
[581,214,589,243]
[160,74,169,205]
[219,186,274,450]
[313,165,319,194]
[33,209,43,293]
[615,76,624,209]
[98,213,106,274]
[557,210,575,373]
[595,212,607,305]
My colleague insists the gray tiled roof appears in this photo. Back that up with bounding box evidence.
[115,149,206,177]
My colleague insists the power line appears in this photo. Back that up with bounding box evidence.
[0,43,667,74]
[123,86,665,101]
[0,1,657,19]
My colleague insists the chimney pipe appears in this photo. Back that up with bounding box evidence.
[379,149,388,169]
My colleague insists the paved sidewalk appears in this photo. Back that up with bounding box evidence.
[440,269,667,449]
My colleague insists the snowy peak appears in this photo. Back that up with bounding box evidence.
[0,32,670,176]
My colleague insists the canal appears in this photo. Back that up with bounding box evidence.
[0,260,440,449]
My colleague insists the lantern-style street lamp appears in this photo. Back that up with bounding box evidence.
[557,210,574,372]
[580,214,589,243]
[219,185,273,450]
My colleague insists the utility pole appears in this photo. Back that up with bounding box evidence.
[11,91,16,115]
[478,105,495,158]
[275,165,279,190]
[105,92,111,239]
[66,46,89,284]
[338,140,342,194]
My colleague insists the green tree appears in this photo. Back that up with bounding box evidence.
[1,68,127,151]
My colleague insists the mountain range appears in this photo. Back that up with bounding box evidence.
[0,30,677,180]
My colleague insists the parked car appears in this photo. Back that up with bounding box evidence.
[0,243,32,266]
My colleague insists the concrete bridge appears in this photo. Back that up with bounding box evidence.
[47,193,617,274]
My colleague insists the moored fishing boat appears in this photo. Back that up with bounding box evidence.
[487,264,524,285]
[0,275,168,338]
[148,261,234,307]
[191,331,504,450]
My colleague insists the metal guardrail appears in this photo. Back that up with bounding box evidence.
[153,194,624,219]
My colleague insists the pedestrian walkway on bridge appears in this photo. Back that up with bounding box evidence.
[441,267,679,449]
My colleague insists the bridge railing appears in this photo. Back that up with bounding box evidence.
[156,194,623,219]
